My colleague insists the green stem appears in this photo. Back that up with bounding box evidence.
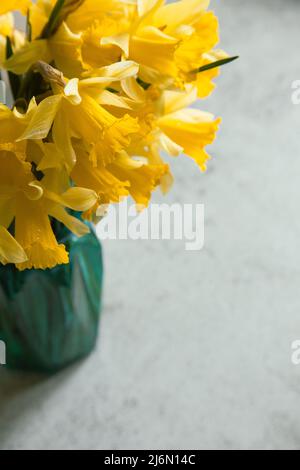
[192,56,239,74]
[6,36,21,101]
[40,0,66,39]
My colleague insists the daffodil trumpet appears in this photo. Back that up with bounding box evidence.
[0,0,235,270]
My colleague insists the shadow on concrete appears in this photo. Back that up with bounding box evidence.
[0,362,85,449]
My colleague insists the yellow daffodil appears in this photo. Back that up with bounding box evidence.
[108,153,169,207]
[120,79,220,171]
[71,143,130,209]
[0,0,30,16]
[0,142,97,270]
[19,63,140,170]
[157,89,221,171]
[0,0,233,269]
[0,143,65,271]
[3,21,84,77]
[72,0,227,95]
[71,143,168,210]
[2,0,228,101]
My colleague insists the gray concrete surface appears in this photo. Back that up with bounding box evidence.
[1,0,300,450]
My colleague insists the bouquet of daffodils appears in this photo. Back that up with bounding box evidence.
[0,0,233,271]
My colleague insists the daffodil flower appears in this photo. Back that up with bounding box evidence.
[157,88,221,171]
[0,141,97,270]
[0,0,232,269]
[120,78,220,171]
[18,62,141,170]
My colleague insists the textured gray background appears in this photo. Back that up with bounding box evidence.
[1,0,300,450]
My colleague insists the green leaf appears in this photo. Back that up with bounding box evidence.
[26,10,32,42]
[193,56,239,74]
[41,0,65,39]
[5,36,13,59]
[6,37,21,100]
[106,87,118,94]
[40,0,85,39]
[137,77,151,90]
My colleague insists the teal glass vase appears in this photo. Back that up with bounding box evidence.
[0,225,103,373]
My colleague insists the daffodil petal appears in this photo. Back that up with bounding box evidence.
[0,0,30,16]
[159,132,183,156]
[137,0,163,17]
[121,77,145,102]
[23,181,44,201]
[163,87,198,115]
[0,226,28,264]
[64,78,82,105]
[49,22,84,78]
[52,109,76,170]
[158,108,221,171]
[49,205,90,237]
[97,90,132,109]
[82,61,139,83]
[46,186,98,212]
[0,13,14,37]
[3,40,51,74]
[18,95,62,141]
[15,197,69,271]
[153,0,209,29]
[101,33,130,56]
